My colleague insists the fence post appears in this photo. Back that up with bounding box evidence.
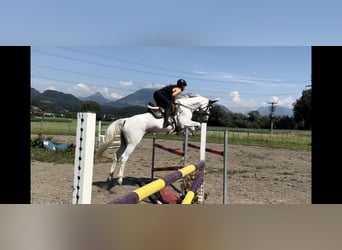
[183,127,189,165]
[72,112,96,204]
[223,130,228,204]
[97,120,102,148]
[151,133,156,178]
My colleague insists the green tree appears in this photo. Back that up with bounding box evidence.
[247,111,263,128]
[293,88,312,130]
[232,113,249,128]
[207,106,234,127]
[81,101,103,120]
[275,116,295,129]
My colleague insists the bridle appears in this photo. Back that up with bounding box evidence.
[174,100,214,122]
[168,96,218,134]
[194,102,214,122]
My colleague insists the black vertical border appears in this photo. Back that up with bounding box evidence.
[0,46,31,203]
[312,46,342,204]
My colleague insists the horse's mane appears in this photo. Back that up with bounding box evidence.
[180,93,201,99]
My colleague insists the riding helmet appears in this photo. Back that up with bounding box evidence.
[177,79,187,87]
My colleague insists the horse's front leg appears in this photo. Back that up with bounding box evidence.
[182,121,201,135]
[190,125,201,136]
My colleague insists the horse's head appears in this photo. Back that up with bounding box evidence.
[175,94,219,134]
[196,97,219,122]
[182,94,219,118]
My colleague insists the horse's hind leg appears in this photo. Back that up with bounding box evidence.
[108,144,126,182]
[107,154,117,182]
[117,143,138,185]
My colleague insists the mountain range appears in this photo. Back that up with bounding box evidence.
[31,87,293,116]
[75,88,157,107]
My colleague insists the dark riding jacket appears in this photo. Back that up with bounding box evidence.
[153,85,177,109]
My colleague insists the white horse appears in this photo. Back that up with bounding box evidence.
[95,93,218,185]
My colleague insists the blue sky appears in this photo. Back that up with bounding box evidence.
[31,46,311,113]
[3,1,338,112]
[1,1,341,45]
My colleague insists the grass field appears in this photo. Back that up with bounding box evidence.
[31,116,311,151]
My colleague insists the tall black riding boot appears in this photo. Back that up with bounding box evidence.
[163,108,171,128]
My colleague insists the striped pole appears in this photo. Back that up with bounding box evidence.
[152,166,183,171]
[187,143,224,156]
[151,130,188,178]
[109,160,205,204]
[153,143,185,156]
[151,134,156,178]
[181,169,205,204]
[187,130,229,204]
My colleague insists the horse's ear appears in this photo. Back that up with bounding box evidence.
[209,98,220,105]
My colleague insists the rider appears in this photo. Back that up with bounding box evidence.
[153,79,188,128]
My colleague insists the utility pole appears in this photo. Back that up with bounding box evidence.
[267,101,278,133]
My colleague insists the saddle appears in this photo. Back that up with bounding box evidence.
[147,102,164,119]
[147,102,182,134]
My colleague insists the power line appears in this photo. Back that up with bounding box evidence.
[31,74,301,99]
[32,64,125,82]
[32,61,305,98]
[58,47,311,84]
[32,48,311,85]
[59,46,206,77]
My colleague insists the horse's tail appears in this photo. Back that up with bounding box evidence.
[95,119,125,159]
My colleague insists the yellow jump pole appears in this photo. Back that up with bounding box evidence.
[109,161,204,204]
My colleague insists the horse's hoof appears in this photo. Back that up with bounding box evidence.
[117,179,123,185]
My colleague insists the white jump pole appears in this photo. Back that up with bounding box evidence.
[98,120,102,147]
[196,122,207,204]
[223,130,228,204]
[72,112,96,204]
[199,123,207,161]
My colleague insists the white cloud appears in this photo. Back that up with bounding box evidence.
[77,83,91,91]
[267,96,295,109]
[281,96,295,108]
[143,83,164,89]
[222,90,296,113]
[208,72,293,87]
[67,82,127,100]
[221,91,269,113]
[72,83,92,95]
[99,87,120,100]
[271,96,280,103]
[229,91,241,102]
[119,80,133,86]
[192,70,207,75]
[47,86,57,91]
[109,93,123,99]
[31,77,60,93]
